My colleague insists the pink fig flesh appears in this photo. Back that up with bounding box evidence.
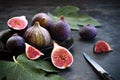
[7,16,28,30]
[25,43,44,60]
[51,42,73,69]
[94,40,112,53]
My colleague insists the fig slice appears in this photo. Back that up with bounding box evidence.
[51,41,73,69]
[94,40,112,53]
[25,43,44,60]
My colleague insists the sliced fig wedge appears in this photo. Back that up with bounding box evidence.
[51,41,73,69]
[25,43,44,60]
[94,40,112,53]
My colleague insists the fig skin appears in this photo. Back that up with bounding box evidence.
[79,24,97,40]
[0,29,13,45]
[49,16,71,41]
[23,21,51,49]
[6,33,25,53]
[31,13,53,29]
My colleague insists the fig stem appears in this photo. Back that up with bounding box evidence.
[60,15,64,20]
[13,56,18,63]
[53,41,58,47]
[34,21,41,27]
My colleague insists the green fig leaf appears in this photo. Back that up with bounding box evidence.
[0,54,64,80]
[49,6,101,30]
[17,54,59,72]
[53,6,79,17]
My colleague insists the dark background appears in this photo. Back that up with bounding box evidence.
[0,0,120,80]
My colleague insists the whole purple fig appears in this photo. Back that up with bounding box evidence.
[6,33,25,53]
[50,16,71,41]
[79,24,97,40]
[31,13,53,29]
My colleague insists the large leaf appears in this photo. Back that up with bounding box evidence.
[17,54,59,72]
[54,6,79,17]
[49,6,101,30]
[0,54,64,80]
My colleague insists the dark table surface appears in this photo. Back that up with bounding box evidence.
[0,0,120,80]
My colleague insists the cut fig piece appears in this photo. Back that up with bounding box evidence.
[94,40,112,53]
[7,16,28,34]
[51,41,73,69]
[25,43,44,60]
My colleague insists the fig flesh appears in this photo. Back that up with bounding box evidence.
[25,43,44,60]
[79,24,97,40]
[31,13,53,29]
[51,41,73,69]
[94,40,112,53]
[7,16,28,35]
[50,16,71,41]
[6,33,25,53]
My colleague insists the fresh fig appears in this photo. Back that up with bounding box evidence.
[6,33,25,53]
[23,21,51,49]
[7,16,28,35]
[94,40,112,53]
[51,41,73,69]
[31,13,53,29]
[50,16,71,41]
[0,29,13,45]
[25,43,44,60]
[79,24,97,40]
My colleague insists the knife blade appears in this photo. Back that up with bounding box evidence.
[83,52,115,80]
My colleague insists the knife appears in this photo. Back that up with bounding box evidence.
[83,52,115,80]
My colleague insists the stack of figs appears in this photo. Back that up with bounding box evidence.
[5,13,71,53]
[1,13,74,69]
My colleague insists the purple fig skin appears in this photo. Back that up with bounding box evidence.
[6,34,25,53]
[79,24,97,40]
[31,13,53,29]
[50,16,71,41]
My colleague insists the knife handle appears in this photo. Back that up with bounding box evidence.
[101,72,115,80]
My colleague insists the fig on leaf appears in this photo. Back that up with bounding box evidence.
[25,43,44,60]
[51,41,73,69]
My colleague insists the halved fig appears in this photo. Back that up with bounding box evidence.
[94,40,112,53]
[25,43,44,60]
[51,41,73,69]
[7,16,28,35]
